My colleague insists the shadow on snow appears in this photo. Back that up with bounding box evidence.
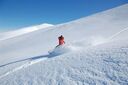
[0,53,59,68]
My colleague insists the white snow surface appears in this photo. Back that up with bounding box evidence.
[0,4,128,85]
[0,23,54,41]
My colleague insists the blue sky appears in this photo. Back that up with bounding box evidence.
[0,0,128,32]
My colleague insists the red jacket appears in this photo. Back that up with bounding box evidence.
[58,36,65,45]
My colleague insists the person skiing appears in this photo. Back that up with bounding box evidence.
[57,35,65,47]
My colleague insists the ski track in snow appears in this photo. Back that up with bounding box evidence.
[0,57,48,79]
[0,51,62,79]
[0,45,78,79]
[107,26,128,41]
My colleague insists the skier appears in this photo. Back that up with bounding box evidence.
[57,35,65,47]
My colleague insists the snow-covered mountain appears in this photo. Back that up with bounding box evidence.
[0,4,128,85]
[0,23,54,41]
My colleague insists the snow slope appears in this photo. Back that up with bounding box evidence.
[0,39,128,85]
[0,4,128,85]
[0,23,53,41]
